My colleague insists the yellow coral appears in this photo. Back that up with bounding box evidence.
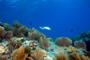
[55,52,67,60]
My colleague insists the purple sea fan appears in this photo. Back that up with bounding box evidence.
[55,37,72,47]
[74,41,86,49]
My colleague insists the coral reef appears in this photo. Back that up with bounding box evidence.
[71,31,90,51]
[55,37,72,47]
[0,21,89,60]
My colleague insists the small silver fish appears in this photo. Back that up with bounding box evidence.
[39,26,51,30]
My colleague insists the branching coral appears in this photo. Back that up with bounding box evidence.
[12,20,22,28]
[74,41,86,49]
[12,45,28,60]
[31,48,44,60]
[55,52,67,60]
[12,21,29,37]
[12,26,24,37]
[55,37,72,47]
[28,28,46,41]
[39,37,49,50]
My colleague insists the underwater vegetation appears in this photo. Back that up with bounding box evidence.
[0,21,90,60]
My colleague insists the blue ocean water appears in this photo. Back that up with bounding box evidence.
[0,0,90,39]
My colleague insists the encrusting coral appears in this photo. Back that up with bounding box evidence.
[55,37,72,47]
[55,52,67,60]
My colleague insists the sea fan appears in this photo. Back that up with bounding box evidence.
[55,37,72,47]
[74,41,86,49]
